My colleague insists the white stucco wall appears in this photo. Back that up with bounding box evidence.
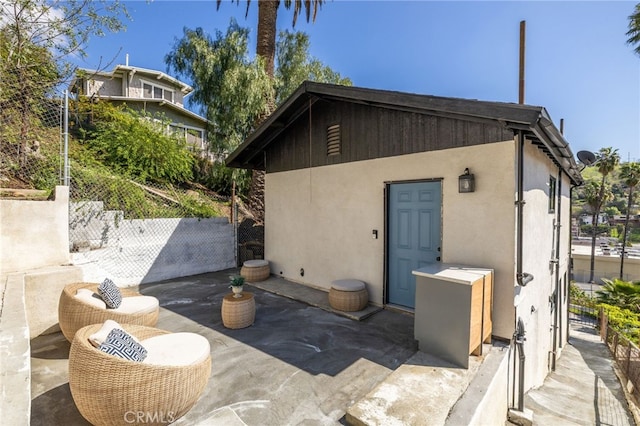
[88,77,123,97]
[514,141,573,390]
[0,186,70,275]
[572,252,640,283]
[265,141,517,339]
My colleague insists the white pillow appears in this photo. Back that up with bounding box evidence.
[113,296,159,315]
[88,320,142,348]
[75,288,107,310]
[141,333,210,366]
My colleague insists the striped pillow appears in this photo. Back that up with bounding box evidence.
[98,328,147,362]
[98,278,122,309]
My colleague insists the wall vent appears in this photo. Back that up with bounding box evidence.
[327,124,341,156]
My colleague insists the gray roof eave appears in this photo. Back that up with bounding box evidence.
[89,96,210,126]
[530,111,584,186]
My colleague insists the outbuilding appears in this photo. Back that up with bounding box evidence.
[227,81,583,397]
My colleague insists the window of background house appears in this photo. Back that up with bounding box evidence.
[548,175,557,213]
[142,81,174,102]
[143,83,152,98]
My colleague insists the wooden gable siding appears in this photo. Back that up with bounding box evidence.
[265,99,514,173]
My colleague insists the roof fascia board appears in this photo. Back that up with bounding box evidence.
[303,82,542,125]
[227,96,320,169]
[225,83,315,166]
[529,114,583,185]
[78,66,193,93]
[91,96,209,125]
[114,65,193,93]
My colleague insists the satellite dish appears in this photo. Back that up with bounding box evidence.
[577,150,596,166]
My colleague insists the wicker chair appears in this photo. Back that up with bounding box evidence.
[59,282,159,342]
[69,324,211,426]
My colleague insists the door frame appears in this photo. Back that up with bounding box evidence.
[383,178,443,307]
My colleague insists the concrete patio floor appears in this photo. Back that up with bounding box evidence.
[27,269,636,425]
[31,269,421,425]
[30,269,506,425]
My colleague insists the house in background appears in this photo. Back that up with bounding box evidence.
[70,59,209,157]
[227,81,583,416]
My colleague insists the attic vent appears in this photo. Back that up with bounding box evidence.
[327,124,341,156]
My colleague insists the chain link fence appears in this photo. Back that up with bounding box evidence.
[66,101,266,283]
[67,136,239,283]
[1,59,262,282]
[236,214,265,266]
[0,72,65,194]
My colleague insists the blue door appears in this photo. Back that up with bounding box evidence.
[388,181,442,308]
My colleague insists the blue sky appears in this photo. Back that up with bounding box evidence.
[76,0,640,162]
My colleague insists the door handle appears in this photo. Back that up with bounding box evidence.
[437,247,441,252]
[436,256,441,261]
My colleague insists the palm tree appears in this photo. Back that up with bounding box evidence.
[587,147,620,283]
[619,162,640,278]
[216,0,325,223]
[218,0,324,77]
[627,3,640,56]
[596,278,640,312]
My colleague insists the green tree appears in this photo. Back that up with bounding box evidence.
[217,0,325,79]
[0,0,129,182]
[165,22,350,198]
[619,162,640,278]
[166,22,273,157]
[215,0,326,222]
[0,29,59,174]
[627,3,640,56]
[587,148,620,283]
[275,29,351,104]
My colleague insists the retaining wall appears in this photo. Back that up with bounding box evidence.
[0,186,70,275]
[71,216,235,286]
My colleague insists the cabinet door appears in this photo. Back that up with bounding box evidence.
[469,278,484,355]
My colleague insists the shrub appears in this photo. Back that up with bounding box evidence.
[599,303,640,344]
[82,103,194,184]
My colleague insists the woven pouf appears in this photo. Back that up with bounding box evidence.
[329,279,369,312]
[240,259,270,282]
[221,292,255,329]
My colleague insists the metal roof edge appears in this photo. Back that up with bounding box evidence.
[225,82,315,168]
[531,109,583,185]
[113,65,193,93]
[87,96,209,125]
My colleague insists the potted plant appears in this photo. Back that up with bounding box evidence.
[229,275,245,298]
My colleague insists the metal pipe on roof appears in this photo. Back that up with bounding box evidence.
[519,21,526,104]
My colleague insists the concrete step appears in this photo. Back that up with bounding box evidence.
[0,265,83,426]
[346,343,508,426]
[24,265,83,338]
[0,273,31,426]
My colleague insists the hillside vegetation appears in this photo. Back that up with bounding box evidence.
[1,99,239,220]
[573,163,640,243]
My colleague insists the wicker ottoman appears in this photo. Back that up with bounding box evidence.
[221,292,255,329]
[240,259,270,282]
[329,279,369,312]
